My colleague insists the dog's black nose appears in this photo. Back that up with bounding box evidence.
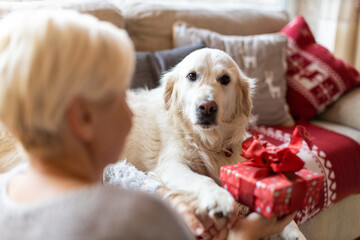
[197,100,217,117]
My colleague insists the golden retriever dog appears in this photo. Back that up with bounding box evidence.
[123,48,305,240]
[124,48,251,218]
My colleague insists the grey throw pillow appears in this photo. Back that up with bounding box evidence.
[173,22,294,126]
[131,52,161,89]
[131,42,205,89]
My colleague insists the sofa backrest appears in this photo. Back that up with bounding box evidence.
[123,1,289,52]
[0,0,124,29]
[0,0,289,52]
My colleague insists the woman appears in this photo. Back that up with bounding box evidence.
[0,10,294,240]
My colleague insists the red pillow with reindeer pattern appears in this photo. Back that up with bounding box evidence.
[281,16,360,120]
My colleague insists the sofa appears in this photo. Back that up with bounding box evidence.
[0,1,359,239]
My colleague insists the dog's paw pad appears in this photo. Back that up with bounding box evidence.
[198,187,236,219]
[214,211,224,218]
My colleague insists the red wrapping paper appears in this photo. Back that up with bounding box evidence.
[220,126,324,218]
[220,164,323,218]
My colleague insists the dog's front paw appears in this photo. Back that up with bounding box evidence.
[197,186,236,220]
[280,220,306,240]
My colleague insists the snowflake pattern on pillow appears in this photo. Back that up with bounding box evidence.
[281,16,360,120]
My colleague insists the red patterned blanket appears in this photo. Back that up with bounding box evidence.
[249,121,360,225]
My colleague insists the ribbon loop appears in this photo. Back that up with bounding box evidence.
[242,126,312,173]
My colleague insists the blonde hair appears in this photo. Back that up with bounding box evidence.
[0,10,135,156]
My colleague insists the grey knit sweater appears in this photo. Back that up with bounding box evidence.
[0,162,195,240]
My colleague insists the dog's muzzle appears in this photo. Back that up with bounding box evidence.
[196,100,218,128]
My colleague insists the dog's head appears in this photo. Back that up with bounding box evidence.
[162,48,253,132]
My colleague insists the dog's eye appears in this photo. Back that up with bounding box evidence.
[187,72,197,81]
[219,75,230,85]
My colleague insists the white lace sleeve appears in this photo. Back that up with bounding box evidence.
[103,160,162,193]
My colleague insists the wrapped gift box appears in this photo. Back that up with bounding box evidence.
[220,164,323,218]
[220,126,324,218]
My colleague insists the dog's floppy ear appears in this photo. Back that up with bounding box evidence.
[161,71,176,111]
[236,72,254,118]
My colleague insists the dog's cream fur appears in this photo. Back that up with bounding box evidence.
[123,48,253,219]
[124,48,305,239]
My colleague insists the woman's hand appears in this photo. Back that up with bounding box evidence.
[157,187,205,236]
[157,186,235,239]
[157,186,296,240]
[228,212,297,240]
[195,212,235,240]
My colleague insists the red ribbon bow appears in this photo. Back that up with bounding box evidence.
[241,126,312,173]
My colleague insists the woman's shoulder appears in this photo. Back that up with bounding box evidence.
[92,184,172,222]
[93,185,196,240]
[0,163,195,240]
[0,182,194,240]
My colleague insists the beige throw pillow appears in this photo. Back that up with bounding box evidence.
[173,22,294,126]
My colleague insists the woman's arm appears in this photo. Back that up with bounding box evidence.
[103,160,208,237]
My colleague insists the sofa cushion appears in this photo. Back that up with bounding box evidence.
[317,87,360,131]
[281,16,360,120]
[131,42,205,89]
[123,1,289,52]
[0,0,124,28]
[299,193,360,240]
[173,22,294,126]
